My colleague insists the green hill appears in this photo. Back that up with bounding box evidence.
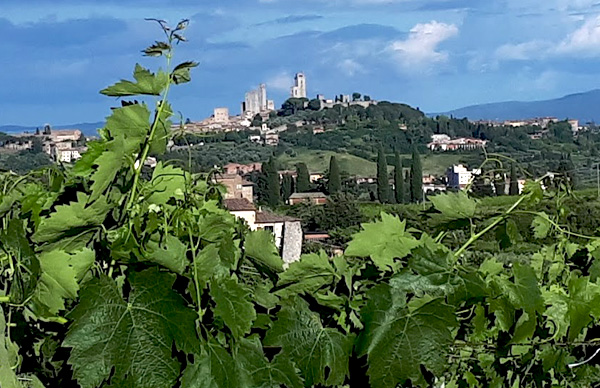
[278,148,467,176]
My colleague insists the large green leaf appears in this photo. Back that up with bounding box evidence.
[146,162,187,206]
[0,306,20,388]
[181,343,240,388]
[345,213,421,270]
[31,248,94,316]
[210,278,256,338]
[245,230,284,272]
[145,234,188,274]
[357,285,458,388]
[0,219,40,304]
[237,337,303,388]
[33,193,110,247]
[497,263,544,342]
[63,268,197,388]
[275,251,338,299]
[100,64,168,97]
[429,191,476,220]
[264,297,353,386]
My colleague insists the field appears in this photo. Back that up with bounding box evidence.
[278,148,468,176]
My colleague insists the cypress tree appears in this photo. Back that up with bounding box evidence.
[394,151,404,204]
[509,164,519,195]
[281,174,293,204]
[264,157,280,207]
[296,163,311,193]
[328,156,342,194]
[410,147,423,203]
[376,146,390,203]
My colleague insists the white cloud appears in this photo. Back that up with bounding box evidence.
[494,41,549,61]
[556,15,600,55]
[388,21,458,69]
[266,71,293,92]
[338,58,366,76]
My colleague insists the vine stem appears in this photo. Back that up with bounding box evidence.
[454,196,526,258]
[454,173,552,258]
[124,52,174,213]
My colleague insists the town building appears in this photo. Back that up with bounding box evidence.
[224,198,302,264]
[242,83,275,117]
[309,173,324,182]
[428,135,487,151]
[291,73,307,99]
[223,162,262,175]
[53,147,85,163]
[447,164,481,190]
[289,192,328,205]
[214,174,254,202]
[213,107,229,123]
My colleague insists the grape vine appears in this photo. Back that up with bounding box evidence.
[1,20,600,388]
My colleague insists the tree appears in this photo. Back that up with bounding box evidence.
[308,98,321,111]
[296,163,311,193]
[251,113,263,128]
[410,147,423,203]
[327,156,341,194]
[493,174,506,196]
[376,146,390,203]
[509,164,519,195]
[263,157,280,207]
[363,95,371,102]
[394,152,405,204]
[281,174,293,204]
[352,92,361,101]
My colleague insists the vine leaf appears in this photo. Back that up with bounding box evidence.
[0,306,20,387]
[33,193,110,248]
[237,337,304,388]
[357,285,458,388]
[146,163,187,206]
[429,191,476,220]
[181,342,240,388]
[31,249,94,316]
[345,213,421,270]
[210,278,256,338]
[245,230,284,272]
[145,234,188,274]
[63,268,197,388]
[275,251,338,299]
[101,64,168,97]
[0,219,40,304]
[171,61,199,85]
[264,297,353,386]
[499,263,544,342]
[532,213,552,239]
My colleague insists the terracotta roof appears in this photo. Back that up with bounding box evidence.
[255,210,300,224]
[223,198,256,211]
[289,192,327,199]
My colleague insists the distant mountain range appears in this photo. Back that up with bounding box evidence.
[438,89,600,123]
[0,122,103,136]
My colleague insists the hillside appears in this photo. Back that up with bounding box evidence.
[277,149,466,176]
[0,122,103,136]
[440,89,600,122]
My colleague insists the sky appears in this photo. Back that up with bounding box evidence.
[2,0,600,126]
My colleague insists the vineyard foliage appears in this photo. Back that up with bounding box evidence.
[2,21,600,388]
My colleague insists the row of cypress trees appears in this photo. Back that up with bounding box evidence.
[378,146,423,204]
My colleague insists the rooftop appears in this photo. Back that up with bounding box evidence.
[289,192,327,199]
[255,210,300,224]
[223,198,256,211]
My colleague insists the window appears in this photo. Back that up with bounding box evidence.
[264,225,274,233]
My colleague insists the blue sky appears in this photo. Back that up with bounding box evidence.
[2,0,600,126]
